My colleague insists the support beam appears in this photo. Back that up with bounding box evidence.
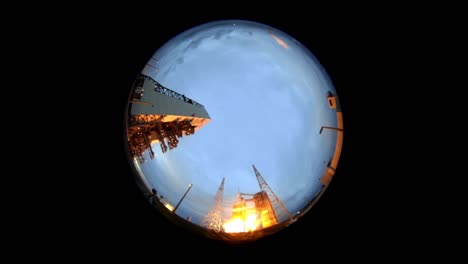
[173,184,193,213]
[319,126,344,134]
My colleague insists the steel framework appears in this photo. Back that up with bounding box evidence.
[252,164,292,222]
[201,177,225,232]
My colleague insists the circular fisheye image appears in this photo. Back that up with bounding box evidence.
[125,20,343,241]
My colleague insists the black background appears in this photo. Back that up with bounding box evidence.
[51,10,413,259]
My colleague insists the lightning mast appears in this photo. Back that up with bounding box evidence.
[201,177,225,232]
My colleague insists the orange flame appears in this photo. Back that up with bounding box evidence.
[269,30,289,49]
[223,200,263,233]
[223,211,261,233]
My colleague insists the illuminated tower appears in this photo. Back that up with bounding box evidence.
[252,191,277,228]
[252,164,292,224]
[201,177,225,232]
[222,166,293,233]
[127,74,211,161]
[232,192,247,221]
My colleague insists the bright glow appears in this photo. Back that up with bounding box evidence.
[223,218,245,233]
[163,202,174,211]
[223,207,261,233]
[245,213,259,231]
[269,32,289,49]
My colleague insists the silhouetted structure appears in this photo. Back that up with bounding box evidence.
[174,184,193,213]
[319,91,343,186]
[127,74,211,162]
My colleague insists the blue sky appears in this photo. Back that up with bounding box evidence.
[136,20,338,225]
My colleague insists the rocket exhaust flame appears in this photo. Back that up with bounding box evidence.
[223,210,261,233]
[222,191,277,233]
